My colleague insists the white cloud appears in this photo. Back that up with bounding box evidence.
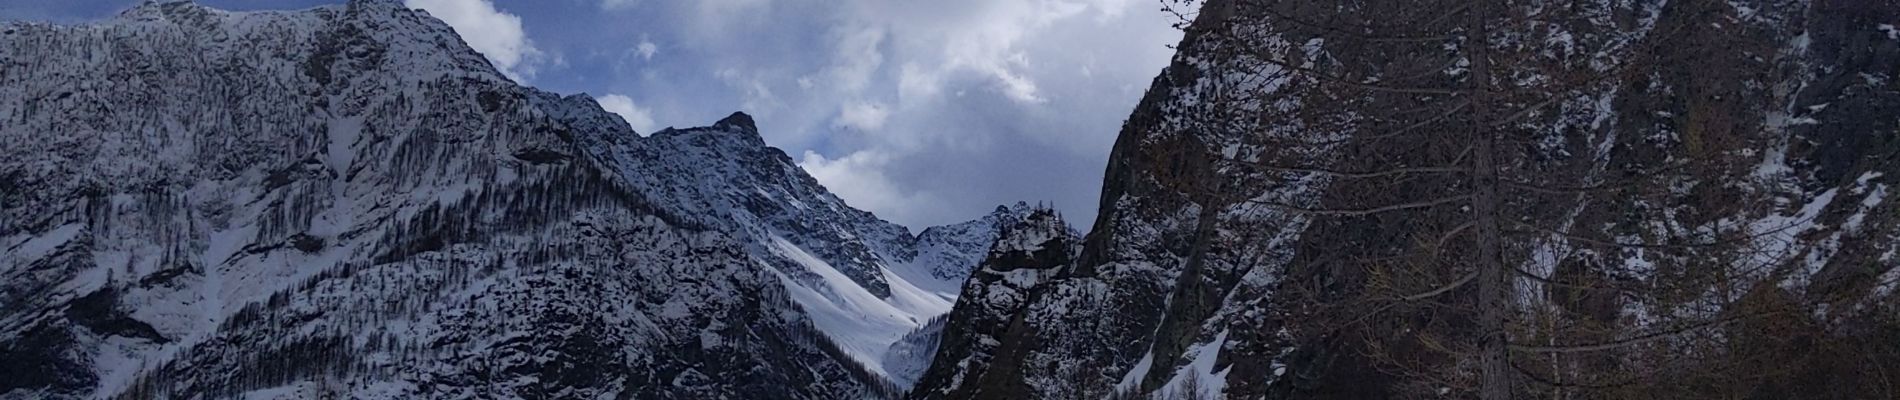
[404,0,543,81]
[896,63,941,104]
[988,66,1045,103]
[636,37,659,60]
[826,27,886,93]
[715,68,781,116]
[574,0,1187,226]
[798,150,941,225]
[600,0,638,10]
[695,0,772,17]
[896,0,1093,104]
[833,101,889,132]
[596,94,659,135]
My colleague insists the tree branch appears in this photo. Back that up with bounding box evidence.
[1432,221,1478,251]
[1234,47,1467,95]
[1234,1,1468,41]
[1250,194,1472,216]
[1490,97,1561,127]
[1221,160,1470,179]
[1509,359,1648,389]
[1507,312,1775,353]
[1500,179,1636,195]
[1402,271,1479,301]
[1257,101,1471,147]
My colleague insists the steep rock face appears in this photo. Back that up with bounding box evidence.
[877,202,1062,389]
[579,109,915,299]
[915,0,1900,398]
[912,202,1050,284]
[911,209,1079,399]
[0,1,1006,398]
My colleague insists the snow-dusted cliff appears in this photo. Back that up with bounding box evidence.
[913,0,1900,398]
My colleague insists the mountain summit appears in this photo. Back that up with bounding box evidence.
[0,3,1057,398]
[713,111,758,133]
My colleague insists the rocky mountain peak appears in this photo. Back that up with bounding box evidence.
[908,206,1079,399]
[649,111,769,150]
[986,208,1073,266]
[714,111,759,133]
[989,201,1036,218]
[116,0,209,21]
[0,2,1023,398]
[908,202,1076,286]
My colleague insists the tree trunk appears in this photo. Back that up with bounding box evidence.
[1468,1,1510,399]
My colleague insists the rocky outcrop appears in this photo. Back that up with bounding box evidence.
[912,202,1055,284]
[914,0,1900,398]
[911,208,1079,399]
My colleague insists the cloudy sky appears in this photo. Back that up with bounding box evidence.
[0,0,1188,229]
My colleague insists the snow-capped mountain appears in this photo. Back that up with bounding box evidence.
[905,202,1060,293]
[0,1,1054,398]
[912,0,1900,398]
[21,0,1891,399]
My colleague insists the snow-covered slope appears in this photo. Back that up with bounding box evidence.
[0,1,1042,398]
[555,103,1060,380]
